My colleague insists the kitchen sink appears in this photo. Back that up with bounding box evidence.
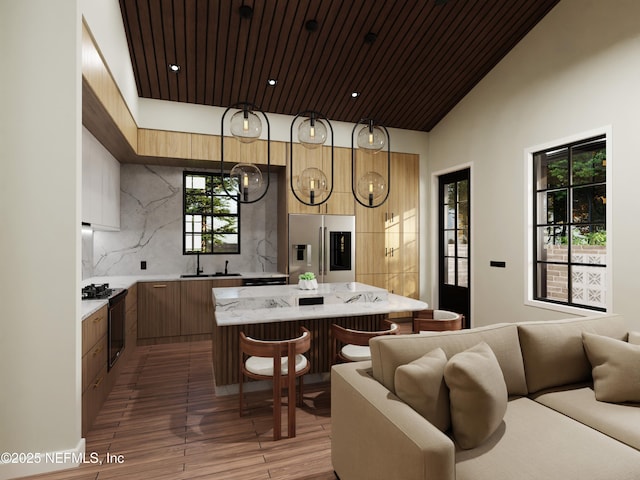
[180,273,242,278]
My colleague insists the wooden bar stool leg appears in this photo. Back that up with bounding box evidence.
[273,357,281,441]
[239,370,244,417]
[288,345,296,438]
[298,374,305,407]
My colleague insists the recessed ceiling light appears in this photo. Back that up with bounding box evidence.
[305,19,319,32]
[239,5,253,19]
[351,91,360,98]
[364,32,377,44]
[168,63,181,73]
[267,78,278,87]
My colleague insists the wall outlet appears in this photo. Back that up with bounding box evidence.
[141,261,147,270]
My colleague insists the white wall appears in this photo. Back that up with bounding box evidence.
[426,0,640,329]
[0,1,84,478]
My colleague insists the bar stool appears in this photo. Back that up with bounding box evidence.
[412,309,464,333]
[238,327,311,440]
[330,323,399,364]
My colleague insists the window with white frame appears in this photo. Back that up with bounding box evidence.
[532,135,607,311]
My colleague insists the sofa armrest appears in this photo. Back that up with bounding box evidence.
[331,362,455,480]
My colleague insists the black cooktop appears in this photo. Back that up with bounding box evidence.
[82,283,115,300]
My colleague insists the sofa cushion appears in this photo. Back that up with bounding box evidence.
[371,323,528,396]
[582,332,640,403]
[444,342,508,449]
[455,396,640,480]
[533,384,640,451]
[517,314,628,394]
[394,348,451,432]
[629,331,640,345]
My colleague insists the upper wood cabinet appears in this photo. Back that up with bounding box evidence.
[191,134,221,162]
[138,129,191,159]
[355,152,420,298]
[287,144,354,215]
[82,21,137,152]
[135,129,287,167]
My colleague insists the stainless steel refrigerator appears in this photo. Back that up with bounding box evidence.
[288,214,356,284]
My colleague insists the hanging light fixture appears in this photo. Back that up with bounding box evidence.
[290,111,334,206]
[229,106,262,143]
[357,119,387,153]
[298,112,327,149]
[220,102,270,204]
[352,118,390,208]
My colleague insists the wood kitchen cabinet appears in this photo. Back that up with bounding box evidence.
[137,281,181,339]
[138,129,191,159]
[287,145,355,215]
[81,305,108,436]
[355,152,419,298]
[124,283,138,349]
[180,278,242,336]
[137,278,242,344]
[180,280,214,335]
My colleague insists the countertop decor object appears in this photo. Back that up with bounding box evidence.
[298,272,318,290]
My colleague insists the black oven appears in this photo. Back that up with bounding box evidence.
[107,289,128,371]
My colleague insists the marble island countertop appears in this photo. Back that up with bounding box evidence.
[213,282,428,326]
[81,272,288,321]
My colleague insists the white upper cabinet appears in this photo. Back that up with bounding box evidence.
[82,127,120,230]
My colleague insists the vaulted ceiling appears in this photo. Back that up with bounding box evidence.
[119,0,559,132]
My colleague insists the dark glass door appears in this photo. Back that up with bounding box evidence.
[438,169,470,327]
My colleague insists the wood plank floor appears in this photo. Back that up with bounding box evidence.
[27,341,337,480]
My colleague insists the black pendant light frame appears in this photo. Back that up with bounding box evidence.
[351,118,391,208]
[289,110,334,207]
[220,102,271,204]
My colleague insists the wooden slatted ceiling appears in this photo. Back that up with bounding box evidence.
[119,0,559,132]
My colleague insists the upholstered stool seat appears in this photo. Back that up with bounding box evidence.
[244,354,309,376]
[331,323,399,364]
[340,344,373,362]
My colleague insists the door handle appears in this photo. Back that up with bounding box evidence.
[319,227,324,275]
[323,227,328,275]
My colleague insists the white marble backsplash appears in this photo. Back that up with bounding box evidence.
[89,164,278,277]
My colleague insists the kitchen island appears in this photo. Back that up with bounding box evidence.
[212,282,428,386]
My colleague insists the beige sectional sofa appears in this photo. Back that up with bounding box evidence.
[331,314,640,480]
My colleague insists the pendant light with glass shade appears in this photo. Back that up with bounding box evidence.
[220,102,270,204]
[290,111,334,206]
[352,118,390,208]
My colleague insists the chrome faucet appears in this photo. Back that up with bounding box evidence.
[224,260,229,275]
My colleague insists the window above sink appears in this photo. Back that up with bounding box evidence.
[184,171,241,255]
